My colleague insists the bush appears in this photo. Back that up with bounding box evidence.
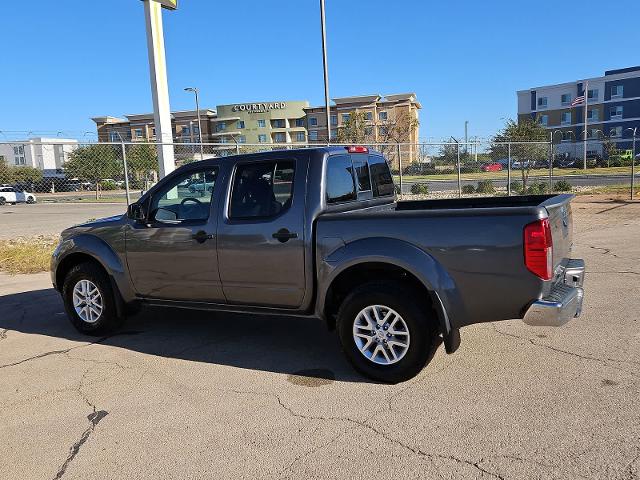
[526,182,548,194]
[554,180,573,192]
[461,184,476,194]
[440,168,455,175]
[460,165,480,174]
[100,180,118,191]
[476,179,496,194]
[509,181,523,194]
[410,183,429,195]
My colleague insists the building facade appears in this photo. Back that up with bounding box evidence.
[92,93,421,160]
[0,137,78,177]
[517,66,640,158]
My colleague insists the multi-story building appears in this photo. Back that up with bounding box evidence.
[0,137,78,177]
[517,66,640,158]
[92,93,421,162]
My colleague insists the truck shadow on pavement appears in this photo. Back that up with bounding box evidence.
[0,287,375,383]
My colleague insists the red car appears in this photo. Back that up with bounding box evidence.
[481,162,503,172]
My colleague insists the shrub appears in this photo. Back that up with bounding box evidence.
[476,179,496,194]
[410,183,429,195]
[460,165,480,174]
[100,180,118,191]
[554,180,573,192]
[440,168,455,175]
[526,182,548,194]
[461,184,476,194]
[509,181,523,194]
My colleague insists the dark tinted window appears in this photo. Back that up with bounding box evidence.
[326,154,356,204]
[352,155,371,192]
[369,155,394,197]
[230,160,294,219]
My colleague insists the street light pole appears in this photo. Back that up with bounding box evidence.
[625,127,637,200]
[185,87,204,160]
[319,0,331,144]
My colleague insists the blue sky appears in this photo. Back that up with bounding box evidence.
[1,0,638,141]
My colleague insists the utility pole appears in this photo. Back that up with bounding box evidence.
[464,120,468,155]
[320,0,331,144]
[583,80,588,170]
[185,87,204,160]
[143,0,177,178]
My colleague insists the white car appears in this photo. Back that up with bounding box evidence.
[0,186,37,205]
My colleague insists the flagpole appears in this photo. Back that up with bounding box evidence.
[583,80,588,170]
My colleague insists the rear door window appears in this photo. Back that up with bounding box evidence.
[352,155,371,192]
[369,155,394,197]
[326,154,356,204]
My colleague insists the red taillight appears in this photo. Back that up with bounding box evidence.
[524,218,553,280]
[346,146,368,153]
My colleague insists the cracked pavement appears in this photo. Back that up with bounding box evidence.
[0,197,639,479]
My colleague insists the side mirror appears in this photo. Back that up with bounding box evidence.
[128,202,147,222]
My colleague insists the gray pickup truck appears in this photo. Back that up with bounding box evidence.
[51,146,585,383]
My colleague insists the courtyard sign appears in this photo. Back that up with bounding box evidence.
[232,102,287,113]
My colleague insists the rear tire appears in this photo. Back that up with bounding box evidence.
[336,282,438,384]
[0,197,5,206]
[26,196,35,204]
[62,262,123,335]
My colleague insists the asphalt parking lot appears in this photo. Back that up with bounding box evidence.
[0,197,639,479]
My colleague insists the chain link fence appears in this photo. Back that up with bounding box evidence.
[0,139,637,205]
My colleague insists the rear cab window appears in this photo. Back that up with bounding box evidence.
[325,152,394,205]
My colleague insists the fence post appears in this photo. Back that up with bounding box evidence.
[632,134,636,200]
[507,143,512,196]
[456,142,461,198]
[120,142,131,206]
[397,143,403,198]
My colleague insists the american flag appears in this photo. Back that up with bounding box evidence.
[571,95,585,107]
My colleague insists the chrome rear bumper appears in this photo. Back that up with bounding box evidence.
[523,259,585,327]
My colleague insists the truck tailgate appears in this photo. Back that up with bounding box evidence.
[540,195,574,272]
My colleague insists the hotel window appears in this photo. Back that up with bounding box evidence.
[610,126,622,137]
[309,117,318,127]
[109,132,119,142]
[364,127,373,136]
[217,122,226,132]
[272,119,285,128]
[539,114,549,126]
[587,129,599,139]
[182,126,191,136]
[257,119,266,128]
[331,115,338,126]
[295,118,305,127]
[610,105,623,119]
[561,112,571,125]
[561,93,572,106]
[341,113,350,123]
[330,129,337,139]
[274,132,286,143]
[193,126,199,135]
[378,111,388,121]
[587,109,599,121]
[296,132,305,142]
[152,127,156,136]
[134,128,143,138]
[365,111,373,121]
[13,146,25,165]
[238,135,246,143]
[309,130,318,141]
[588,89,598,100]
[258,134,267,143]
[611,85,623,99]
[379,126,388,136]
[236,120,245,129]
[220,136,228,144]
[537,97,548,109]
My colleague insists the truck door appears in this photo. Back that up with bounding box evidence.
[217,158,306,308]
[125,166,225,302]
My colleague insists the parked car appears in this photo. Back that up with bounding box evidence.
[0,186,37,205]
[480,162,503,172]
[51,146,585,383]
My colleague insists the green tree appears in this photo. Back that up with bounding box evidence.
[10,166,42,184]
[490,118,548,190]
[65,145,121,197]
[336,111,372,144]
[127,144,158,178]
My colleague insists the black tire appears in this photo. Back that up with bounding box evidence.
[62,262,123,335]
[337,282,438,384]
[0,197,5,206]
[26,196,35,204]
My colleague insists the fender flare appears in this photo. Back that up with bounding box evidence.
[316,237,466,333]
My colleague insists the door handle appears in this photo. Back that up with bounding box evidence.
[272,228,298,243]
[192,230,214,243]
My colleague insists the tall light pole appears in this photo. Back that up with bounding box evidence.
[464,120,468,155]
[319,0,331,144]
[184,87,204,160]
[625,127,637,200]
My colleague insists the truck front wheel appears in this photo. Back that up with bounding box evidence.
[336,282,437,383]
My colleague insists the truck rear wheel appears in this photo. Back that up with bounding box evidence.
[336,282,437,383]
[62,262,122,335]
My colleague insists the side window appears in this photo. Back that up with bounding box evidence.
[229,160,295,219]
[149,167,218,223]
[326,155,356,204]
[352,155,371,192]
[369,155,394,197]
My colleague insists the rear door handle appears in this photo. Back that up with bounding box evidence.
[192,230,214,243]
[272,228,298,243]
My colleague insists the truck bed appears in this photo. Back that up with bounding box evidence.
[396,194,559,211]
